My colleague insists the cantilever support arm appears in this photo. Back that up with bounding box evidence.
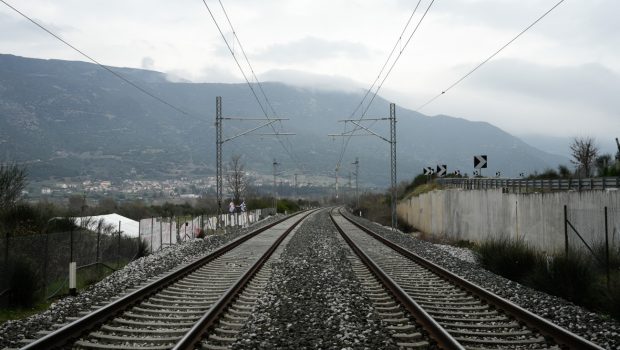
[223,120,279,143]
[348,120,390,143]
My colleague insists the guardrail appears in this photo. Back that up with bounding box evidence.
[437,177,620,191]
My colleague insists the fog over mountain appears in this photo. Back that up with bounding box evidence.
[0,54,568,187]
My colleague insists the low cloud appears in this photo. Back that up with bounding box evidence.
[259,69,363,92]
[256,36,373,64]
[165,65,241,84]
[468,59,620,115]
[141,56,155,70]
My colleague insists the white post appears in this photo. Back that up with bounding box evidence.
[69,261,77,296]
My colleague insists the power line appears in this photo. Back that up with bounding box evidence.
[216,0,308,176]
[0,0,192,117]
[200,0,269,117]
[200,0,306,174]
[347,0,422,121]
[217,0,278,118]
[416,0,565,111]
[361,0,435,118]
[336,0,435,170]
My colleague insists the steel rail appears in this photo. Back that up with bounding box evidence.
[21,213,302,350]
[329,210,464,350]
[338,208,604,350]
[173,209,316,349]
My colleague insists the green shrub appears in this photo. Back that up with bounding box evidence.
[195,228,206,239]
[7,258,40,307]
[397,217,414,233]
[592,242,620,271]
[475,237,538,283]
[135,238,150,258]
[276,199,299,214]
[528,251,595,305]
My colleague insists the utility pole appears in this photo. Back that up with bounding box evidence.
[216,96,223,227]
[352,157,359,208]
[328,103,397,230]
[273,159,279,212]
[335,166,339,199]
[389,103,397,230]
[214,97,293,227]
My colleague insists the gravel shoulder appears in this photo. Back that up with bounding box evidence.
[343,210,620,350]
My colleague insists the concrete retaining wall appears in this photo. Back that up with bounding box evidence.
[397,189,620,253]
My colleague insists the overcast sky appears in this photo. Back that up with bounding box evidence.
[1,0,619,153]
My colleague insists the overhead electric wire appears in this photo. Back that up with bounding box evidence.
[0,0,191,117]
[359,0,435,118]
[200,0,269,117]
[416,0,565,111]
[217,0,278,119]
[216,0,306,175]
[200,0,306,175]
[335,0,435,170]
[346,0,422,121]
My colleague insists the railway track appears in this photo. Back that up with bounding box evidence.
[21,210,314,350]
[330,208,604,350]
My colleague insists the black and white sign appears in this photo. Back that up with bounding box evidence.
[454,170,461,176]
[436,164,447,177]
[474,155,488,169]
[423,167,434,175]
[473,170,480,176]
[496,171,501,177]
[519,172,525,177]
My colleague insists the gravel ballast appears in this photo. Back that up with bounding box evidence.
[3,208,618,349]
[343,210,620,350]
[232,210,398,350]
[0,216,281,349]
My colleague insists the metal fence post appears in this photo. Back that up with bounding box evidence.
[43,230,49,298]
[605,206,610,289]
[96,225,101,264]
[70,224,74,264]
[3,228,8,269]
[117,221,121,268]
[564,205,569,257]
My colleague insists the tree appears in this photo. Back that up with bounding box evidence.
[595,154,612,176]
[0,164,27,211]
[558,165,572,178]
[570,137,598,177]
[225,155,247,204]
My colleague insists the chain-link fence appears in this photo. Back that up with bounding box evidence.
[0,226,140,305]
[139,209,263,252]
[565,206,620,287]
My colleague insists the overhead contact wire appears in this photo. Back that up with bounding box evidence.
[0,0,192,117]
[336,0,435,170]
[416,0,565,111]
[201,0,305,174]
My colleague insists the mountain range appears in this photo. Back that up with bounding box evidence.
[0,54,568,187]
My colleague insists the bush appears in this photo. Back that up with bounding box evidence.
[135,238,150,258]
[528,251,595,305]
[475,237,538,283]
[7,258,40,307]
[397,217,414,233]
[276,199,299,214]
[196,228,206,239]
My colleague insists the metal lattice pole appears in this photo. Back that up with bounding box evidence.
[390,103,397,231]
[353,157,359,208]
[216,96,223,228]
[273,159,279,212]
